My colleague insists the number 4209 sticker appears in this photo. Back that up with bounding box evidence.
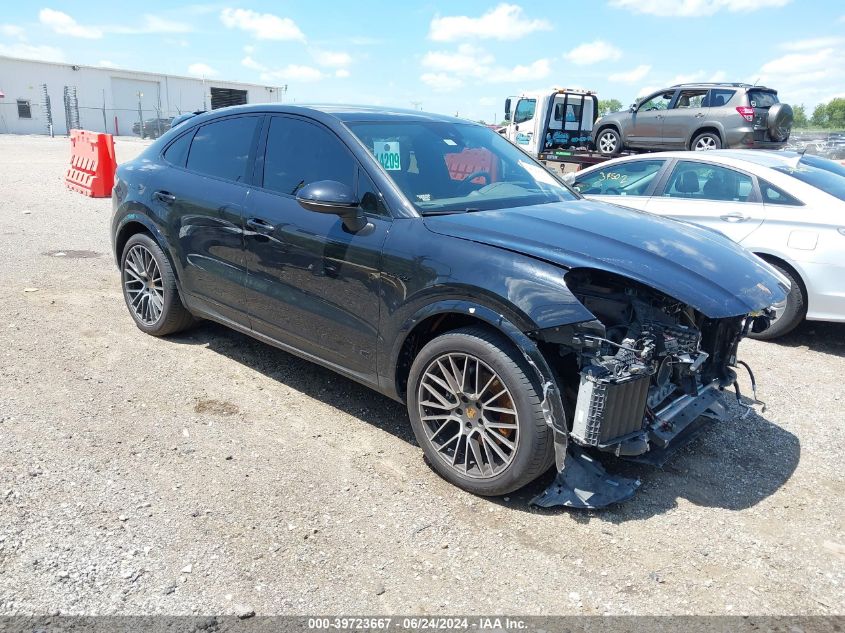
[374,141,401,171]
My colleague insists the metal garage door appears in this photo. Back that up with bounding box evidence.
[110,77,161,137]
[210,87,248,110]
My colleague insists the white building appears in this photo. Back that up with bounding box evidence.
[0,56,284,136]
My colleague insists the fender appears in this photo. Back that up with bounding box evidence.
[390,299,569,464]
[687,121,726,147]
[111,210,170,265]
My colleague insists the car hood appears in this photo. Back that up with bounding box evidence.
[423,199,788,318]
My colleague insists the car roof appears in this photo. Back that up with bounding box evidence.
[591,149,802,169]
[193,103,470,125]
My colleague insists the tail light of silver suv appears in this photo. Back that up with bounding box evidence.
[736,106,755,123]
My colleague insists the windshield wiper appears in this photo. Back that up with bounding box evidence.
[421,207,484,216]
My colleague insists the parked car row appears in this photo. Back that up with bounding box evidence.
[566,150,845,338]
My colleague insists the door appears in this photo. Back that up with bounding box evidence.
[661,88,708,147]
[570,158,668,210]
[628,90,675,147]
[509,97,539,155]
[243,115,391,381]
[157,115,262,325]
[646,159,766,242]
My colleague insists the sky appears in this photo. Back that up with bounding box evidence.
[1,0,844,122]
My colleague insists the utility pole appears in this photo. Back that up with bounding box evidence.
[137,91,144,138]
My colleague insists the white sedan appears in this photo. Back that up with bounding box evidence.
[565,150,845,339]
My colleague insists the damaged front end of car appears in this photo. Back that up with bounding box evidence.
[528,268,774,510]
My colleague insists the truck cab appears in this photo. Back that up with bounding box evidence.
[503,89,598,157]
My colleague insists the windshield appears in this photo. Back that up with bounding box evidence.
[346,120,577,214]
[773,154,845,202]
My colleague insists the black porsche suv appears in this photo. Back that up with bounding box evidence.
[111,105,787,508]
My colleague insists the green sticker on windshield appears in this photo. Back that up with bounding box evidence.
[374,141,401,171]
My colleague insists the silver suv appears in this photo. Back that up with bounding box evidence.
[593,83,793,155]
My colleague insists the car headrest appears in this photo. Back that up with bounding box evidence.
[676,171,700,193]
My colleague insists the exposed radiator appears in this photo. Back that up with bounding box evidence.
[571,371,649,447]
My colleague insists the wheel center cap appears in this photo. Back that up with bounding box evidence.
[465,406,478,420]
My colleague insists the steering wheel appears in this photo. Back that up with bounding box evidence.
[457,170,491,194]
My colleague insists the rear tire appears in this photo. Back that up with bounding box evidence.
[691,132,722,151]
[407,326,554,496]
[749,261,805,340]
[596,128,622,156]
[121,233,194,336]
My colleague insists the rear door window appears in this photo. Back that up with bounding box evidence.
[186,116,260,182]
[663,161,754,202]
[572,160,666,196]
[673,89,708,109]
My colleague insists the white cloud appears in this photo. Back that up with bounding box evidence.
[335,69,350,78]
[0,42,65,62]
[609,64,652,83]
[487,59,550,83]
[780,37,842,51]
[244,44,255,54]
[187,63,217,77]
[428,3,551,41]
[97,60,117,67]
[421,44,494,77]
[609,0,790,16]
[260,65,324,82]
[636,85,661,97]
[241,56,266,71]
[420,73,464,92]
[563,40,622,65]
[129,15,192,34]
[39,8,102,39]
[312,49,352,68]
[479,96,496,106]
[220,8,305,41]
[755,46,845,107]
[1,24,25,38]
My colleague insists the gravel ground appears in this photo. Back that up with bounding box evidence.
[0,134,843,616]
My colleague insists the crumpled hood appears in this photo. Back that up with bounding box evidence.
[424,199,788,318]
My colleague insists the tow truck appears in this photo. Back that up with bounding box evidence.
[503,88,626,173]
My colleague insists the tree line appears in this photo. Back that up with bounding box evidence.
[792,99,845,129]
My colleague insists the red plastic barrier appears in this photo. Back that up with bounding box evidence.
[445,148,499,184]
[65,129,116,198]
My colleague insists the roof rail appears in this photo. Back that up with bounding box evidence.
[669,82,761,88]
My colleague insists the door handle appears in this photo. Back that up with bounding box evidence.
[246,217,275,234]
[720,212,748,223]
[695,113,705,118]
[153,190,176,204]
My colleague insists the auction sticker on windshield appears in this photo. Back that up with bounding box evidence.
[375,141,401,171]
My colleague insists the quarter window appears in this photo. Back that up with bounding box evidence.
[706,89,735,107]
[358,169,389,216]
[760,180,802,206]
[572,160,666,196]
[163,131,194,167]
[663,161,754,202]
[263,117,354,196]
[513,99,536,124]
[186,116,259,182]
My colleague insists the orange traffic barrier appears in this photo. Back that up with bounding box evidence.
[65,129,116,198]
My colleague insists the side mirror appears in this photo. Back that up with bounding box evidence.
[562,172,576,185]
[296,180,371,233]
[504,98,511,121]
[629,103,637,112]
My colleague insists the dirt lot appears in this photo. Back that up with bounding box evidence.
[0,134,843,616]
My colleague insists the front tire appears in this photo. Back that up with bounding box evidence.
[596,128,622,156]
[121,233,194,336]
[749,262,805,340]
[407,326,554,496]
